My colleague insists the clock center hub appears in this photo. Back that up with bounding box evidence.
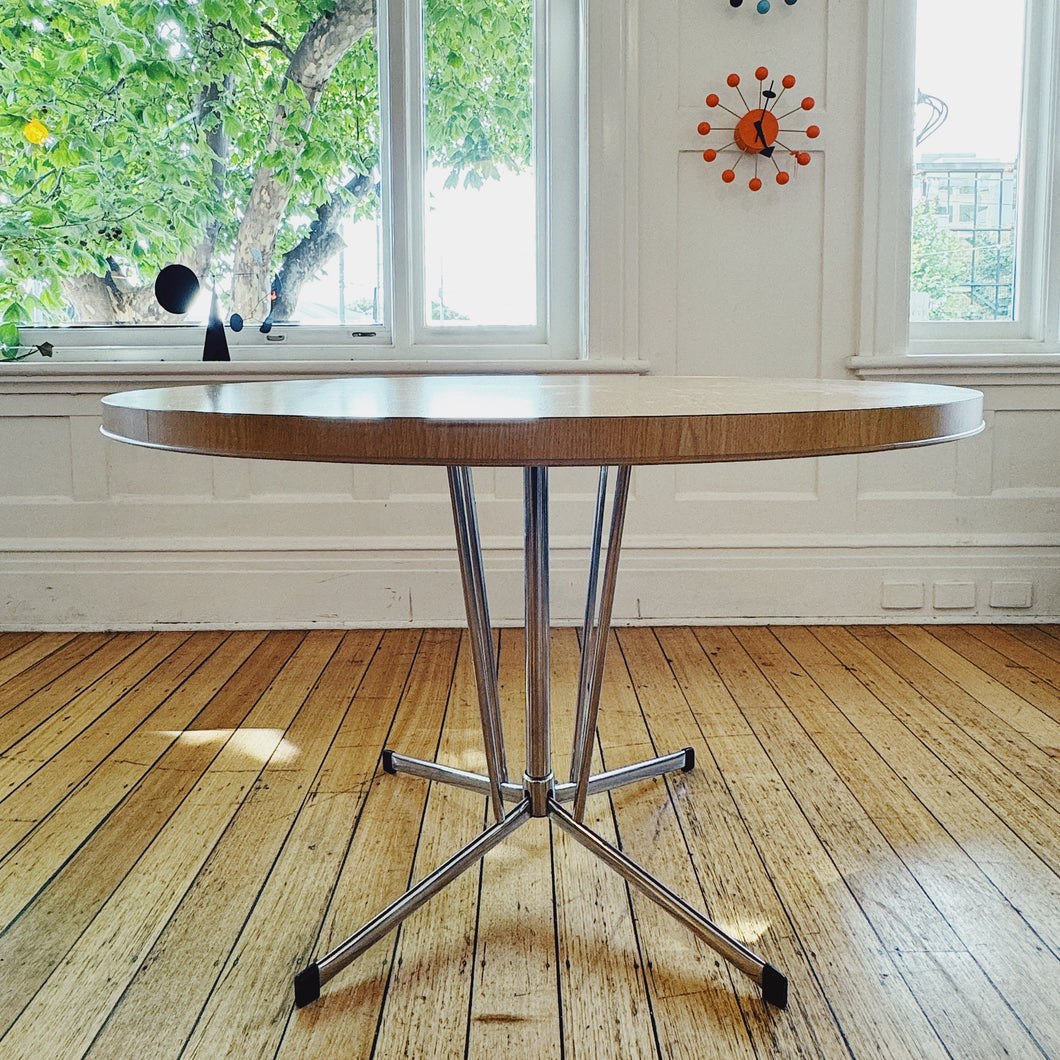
[734,108,779,153]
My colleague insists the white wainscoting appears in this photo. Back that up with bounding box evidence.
[2,382,1058,629]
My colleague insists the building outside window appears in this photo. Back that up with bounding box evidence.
[911,158,1017,322]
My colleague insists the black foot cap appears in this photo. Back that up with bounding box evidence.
[381,748,396,775]
[681,746,696,772]
[761,964,788,1009]
[294,964,321,1008]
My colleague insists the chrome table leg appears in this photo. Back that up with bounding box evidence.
[549,799,788,1009]
[294,800,531,1007]
[552,747,695,802]
[295,463,788,1013]
[382,749,524,802]
[569,466,631,822]
[523,466,553,816]
[445,466,509,822]
[384,747,693,804]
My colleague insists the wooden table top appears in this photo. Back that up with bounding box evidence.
[100,374,984,467]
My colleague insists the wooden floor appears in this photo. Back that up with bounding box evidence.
[0,625,1057,1059]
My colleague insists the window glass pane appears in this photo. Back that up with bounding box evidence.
[0,2,383,329]
[910,0,1025,322]
[421,0,536,327]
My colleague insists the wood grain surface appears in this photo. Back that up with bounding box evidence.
[2,624,1056,1058]
[100,375,984,466]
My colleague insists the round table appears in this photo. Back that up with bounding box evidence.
[101,374,984,1014]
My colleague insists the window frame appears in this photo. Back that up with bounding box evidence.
[16,0,584,367]
[852,0,1060,380]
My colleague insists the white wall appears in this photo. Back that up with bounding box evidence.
[3,0,1059,629]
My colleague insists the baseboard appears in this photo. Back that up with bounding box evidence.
[2,545,1058,629]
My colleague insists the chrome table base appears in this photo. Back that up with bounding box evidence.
[294,466,788,1012]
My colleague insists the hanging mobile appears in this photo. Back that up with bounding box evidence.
[154,263,231,361]
[696,66,819,191]
[728,0,798,12]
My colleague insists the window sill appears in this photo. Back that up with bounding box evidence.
[846,353,1060,386]
[0,356,650,395]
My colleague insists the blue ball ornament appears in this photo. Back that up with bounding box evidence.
[757,0,770,11]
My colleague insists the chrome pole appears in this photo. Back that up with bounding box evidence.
[553,748,695,802]
[571,466,631,821]
[549,799,787,1007]
[569,467,609,784]
[523,467,553,816]
[295,799,532,1007]
[383,750,524,802]
[448,466,508,822]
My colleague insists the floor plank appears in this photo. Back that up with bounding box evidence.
[273,629,450,1060]
[550,629,660,1060]
[466,630,563,1059]
[1,625,1057,1060]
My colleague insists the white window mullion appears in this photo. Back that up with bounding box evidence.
[544,0,582,358]
[404,0,429,346]
[381,0,413,351]
[1029,0,1060,348]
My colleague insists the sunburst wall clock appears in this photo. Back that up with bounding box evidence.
[696,67,820,191]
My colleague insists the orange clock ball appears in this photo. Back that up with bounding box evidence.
[801,97,815,110]
[727,73,741,87]
[806,125,820,138]
[697,121,711,135]
[796,151,811,165]
[782,74,796,89]
[755,66,769,81]
[749,177,763,191]
[706,93,720,107]
[703,148,717,162]
[776,171,790,185]
[722,168,736,183]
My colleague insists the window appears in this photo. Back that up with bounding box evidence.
[0,0,580,362]
[856,0,1060,371]
[910,0,1024,328]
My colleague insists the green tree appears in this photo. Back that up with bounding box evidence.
[910,198,1016,322]
[0,0,532,334]
[910,200,975,321]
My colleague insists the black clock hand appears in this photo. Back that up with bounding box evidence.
[753,117,775,157]
[755,81,777,157]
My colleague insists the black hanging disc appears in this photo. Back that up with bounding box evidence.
[154,264,200,314]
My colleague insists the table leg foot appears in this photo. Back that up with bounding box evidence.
[761,963,789,1009]
[294,964,321,1008]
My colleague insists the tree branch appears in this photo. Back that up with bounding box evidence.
[272,171,373,320]
[242,21,294,60]
[232,0,376,313]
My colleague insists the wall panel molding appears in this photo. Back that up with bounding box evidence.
[3,544,1057,630]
